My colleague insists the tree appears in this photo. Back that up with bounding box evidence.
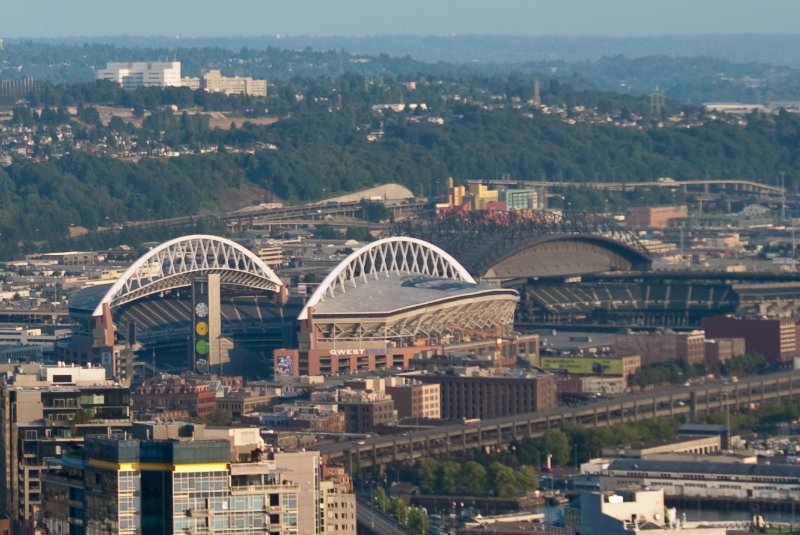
[515,465,539,492]
[373,487,388,511]
[415,458,440,494]
[388,497,408,525]
[541,429,570,467]
[458,461,488,495]
[359,199,392,222]
[437,460,461,494]
[489,462,520,497]
[78,105,101,126]
[408,506,429,535]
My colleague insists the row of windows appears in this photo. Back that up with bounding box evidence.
[621,471,800,484]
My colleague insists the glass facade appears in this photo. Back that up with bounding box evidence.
[43,438,302,535]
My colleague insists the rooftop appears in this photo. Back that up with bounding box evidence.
[608,458,800,478]
[312,274,516,316]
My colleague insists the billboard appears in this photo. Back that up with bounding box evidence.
[540,356,623,376]
[274,355,295,377]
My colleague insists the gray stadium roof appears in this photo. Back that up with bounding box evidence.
[68,283,113,313]
[312,274,517,316]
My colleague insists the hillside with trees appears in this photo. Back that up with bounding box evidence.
[2,70,800,258]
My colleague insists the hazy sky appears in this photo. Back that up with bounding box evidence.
[2,0,798,38]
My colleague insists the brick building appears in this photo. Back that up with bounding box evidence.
[385,379,441,420]
[704,338,746,363]
[701,316,797,364]
[413,369,557,421]
[613,331,706,366]
[216,390,275,419]
[625,205,688,229]
[337,398,396,433]
[133,376,217,418]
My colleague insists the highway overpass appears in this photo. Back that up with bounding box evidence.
[319,370,800,469]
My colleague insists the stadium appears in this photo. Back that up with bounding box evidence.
[62,234,519,380]
[397,211,800,329]
[60,220,800,381]
[276,237,520,376]
[62,235,299,379]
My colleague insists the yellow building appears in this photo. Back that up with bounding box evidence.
[471,183,499,209]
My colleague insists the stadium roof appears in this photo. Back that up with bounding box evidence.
[299,236,475,321]
[302,237,518,343]
[313,274,517,316]
[69,283,113,314]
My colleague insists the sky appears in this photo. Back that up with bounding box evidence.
[1,0,798,38]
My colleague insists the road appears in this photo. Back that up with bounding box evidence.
[356,495,417,535]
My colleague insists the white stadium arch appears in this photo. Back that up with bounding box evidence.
[92,234,283,316]
[298,236,476,320]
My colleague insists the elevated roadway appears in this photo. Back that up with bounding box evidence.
[474,178,785,196]
[577,270,800,284]
[319,370,800,469]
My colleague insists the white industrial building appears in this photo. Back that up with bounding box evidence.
[547,489,728,535]
[603,458,800,502]
[97,61,182,90]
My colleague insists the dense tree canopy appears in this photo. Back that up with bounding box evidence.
[3,71,800,258]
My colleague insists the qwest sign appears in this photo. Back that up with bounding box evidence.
[327,348,389,356]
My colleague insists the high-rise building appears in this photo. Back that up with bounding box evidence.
[0,362,131,533]
[41,424,352,535]
[96,62,182,90]
[42,436,300,534]
[321,465,356,535]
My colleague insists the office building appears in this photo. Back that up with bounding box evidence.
[704,337,745,362]
[613,331,706,366]
[500,188,541,211]
[96,62,182,90]
[0,363,131,533]
[701,315,798,364]
[203,69,268,97]
[413,369,557,420]
[337,392,396,433]
[132,375,217,418]
[181,69,268,96]
[625,205,689,229]
[215,389,275,419]
[42,435,300,534]
[385,378,441,420]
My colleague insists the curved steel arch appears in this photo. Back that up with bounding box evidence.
[92,234,283,316]
[298,236,476,320]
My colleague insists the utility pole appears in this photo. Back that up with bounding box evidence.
[781,171,787,221]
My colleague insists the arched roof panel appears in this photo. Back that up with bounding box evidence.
[91,234,283,316]
[298,236,475,320]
